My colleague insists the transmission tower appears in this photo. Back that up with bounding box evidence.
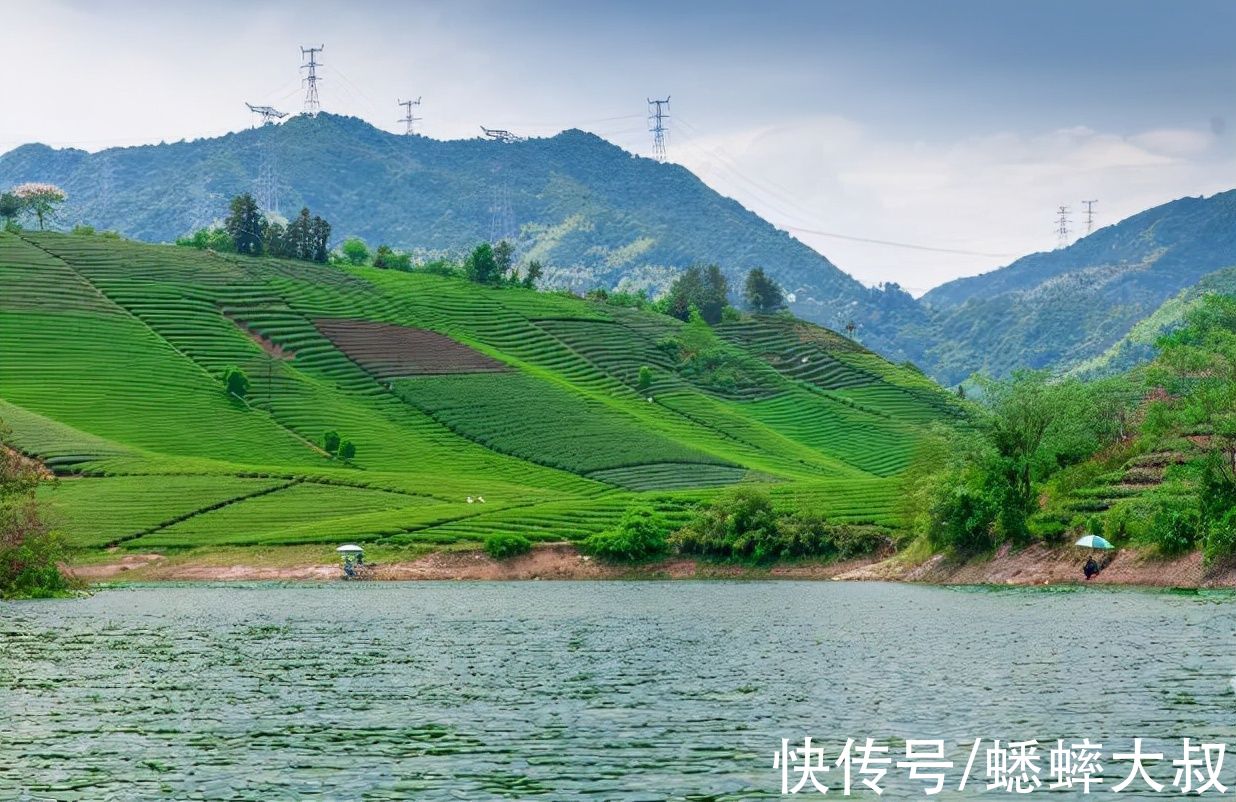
[1082,199,1098,236]
[647,96,670,161]
[246,103,288,126]
[398,97,422,135]
[480,125,525,144]
[246,103,287,214]
[489,163,516,243]
[1055,205,1072,249]
[300,45,324,114]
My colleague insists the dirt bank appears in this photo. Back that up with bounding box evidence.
[68,542,1236,587]
[69,544,870,583]
[838,542,1236,588]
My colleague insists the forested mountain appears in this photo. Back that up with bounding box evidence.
[0,113,923,360]
[915,190,1236,384]
[6,114,1236,383]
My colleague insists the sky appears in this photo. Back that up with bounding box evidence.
[4,0,1236,293]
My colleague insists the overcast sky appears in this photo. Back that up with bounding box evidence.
[4,0,1236,292]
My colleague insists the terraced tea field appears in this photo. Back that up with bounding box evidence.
[0,231,963,561]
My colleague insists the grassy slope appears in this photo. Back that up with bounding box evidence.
[0,231,961,559]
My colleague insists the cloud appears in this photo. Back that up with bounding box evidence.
[669,116,1233,292]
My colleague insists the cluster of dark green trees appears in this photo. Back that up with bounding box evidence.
[661,265,786,324]
[321,430,357,461]
[462,241,542,288]
[581,487,890,564]
[177,194,331,263]
[177,195,790,329]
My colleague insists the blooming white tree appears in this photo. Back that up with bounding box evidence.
[11,183,67,230]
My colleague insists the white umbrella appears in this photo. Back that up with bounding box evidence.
[335,544,364,553]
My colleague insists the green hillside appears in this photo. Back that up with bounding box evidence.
[915,189,1236,384]
[0,230,962,558]
[1067,266,1236,379]
[0,113,925,361]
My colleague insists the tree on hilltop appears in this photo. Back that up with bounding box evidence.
[224,193,266,255]
[309,216,331,263]
[12,183,66,230]
[522,260,544,289]
[666,264,729,324]
[465,242,502,284]
[743,267,785,314]
[493,240,515,281]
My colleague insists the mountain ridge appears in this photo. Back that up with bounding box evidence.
[913,188,1236,383]
[0,113,923,361]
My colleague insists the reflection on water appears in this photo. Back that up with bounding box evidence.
[2,582,1234,800]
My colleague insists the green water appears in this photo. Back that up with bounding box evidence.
[2,582,1234,800]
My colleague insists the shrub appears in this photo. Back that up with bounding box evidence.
[584,506,670,562]
[372,244,412,271]
[1141,495,1200,556]
[1,433,74,599]
[484,532,532,560]
[637,365,652,391]
[1,527,73,600]
[1103,498,1151,544]
[1203,508,1236,564]
[672,487,779,560]
[340,237,370,266]
[221,366,249,398]
[421,258,461,278]
[322,430,341,454]
[672,492,889,563]
[71,224,95,236]
[338,440,356,460]
[928,484,998,553]
[177,227,235,252]
[826,522,889,559]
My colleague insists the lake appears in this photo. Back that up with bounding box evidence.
[2,582,1234,800]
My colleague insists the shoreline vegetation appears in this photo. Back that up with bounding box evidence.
[65,541,1236,589]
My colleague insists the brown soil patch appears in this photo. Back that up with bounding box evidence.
[67,553,167,579]
[314,319,508,377]
[3,445,54,479]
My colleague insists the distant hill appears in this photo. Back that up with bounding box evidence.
[1066,265,1236,379]
[0,113,923,361]
[916,190,1236,384]
[0,230,961,553]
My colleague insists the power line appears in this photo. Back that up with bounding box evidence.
[671,117,1018,259]
[782,225,1019,259]
[398,97,422,135]
[300,45,324,115]
[647,96,670,161]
